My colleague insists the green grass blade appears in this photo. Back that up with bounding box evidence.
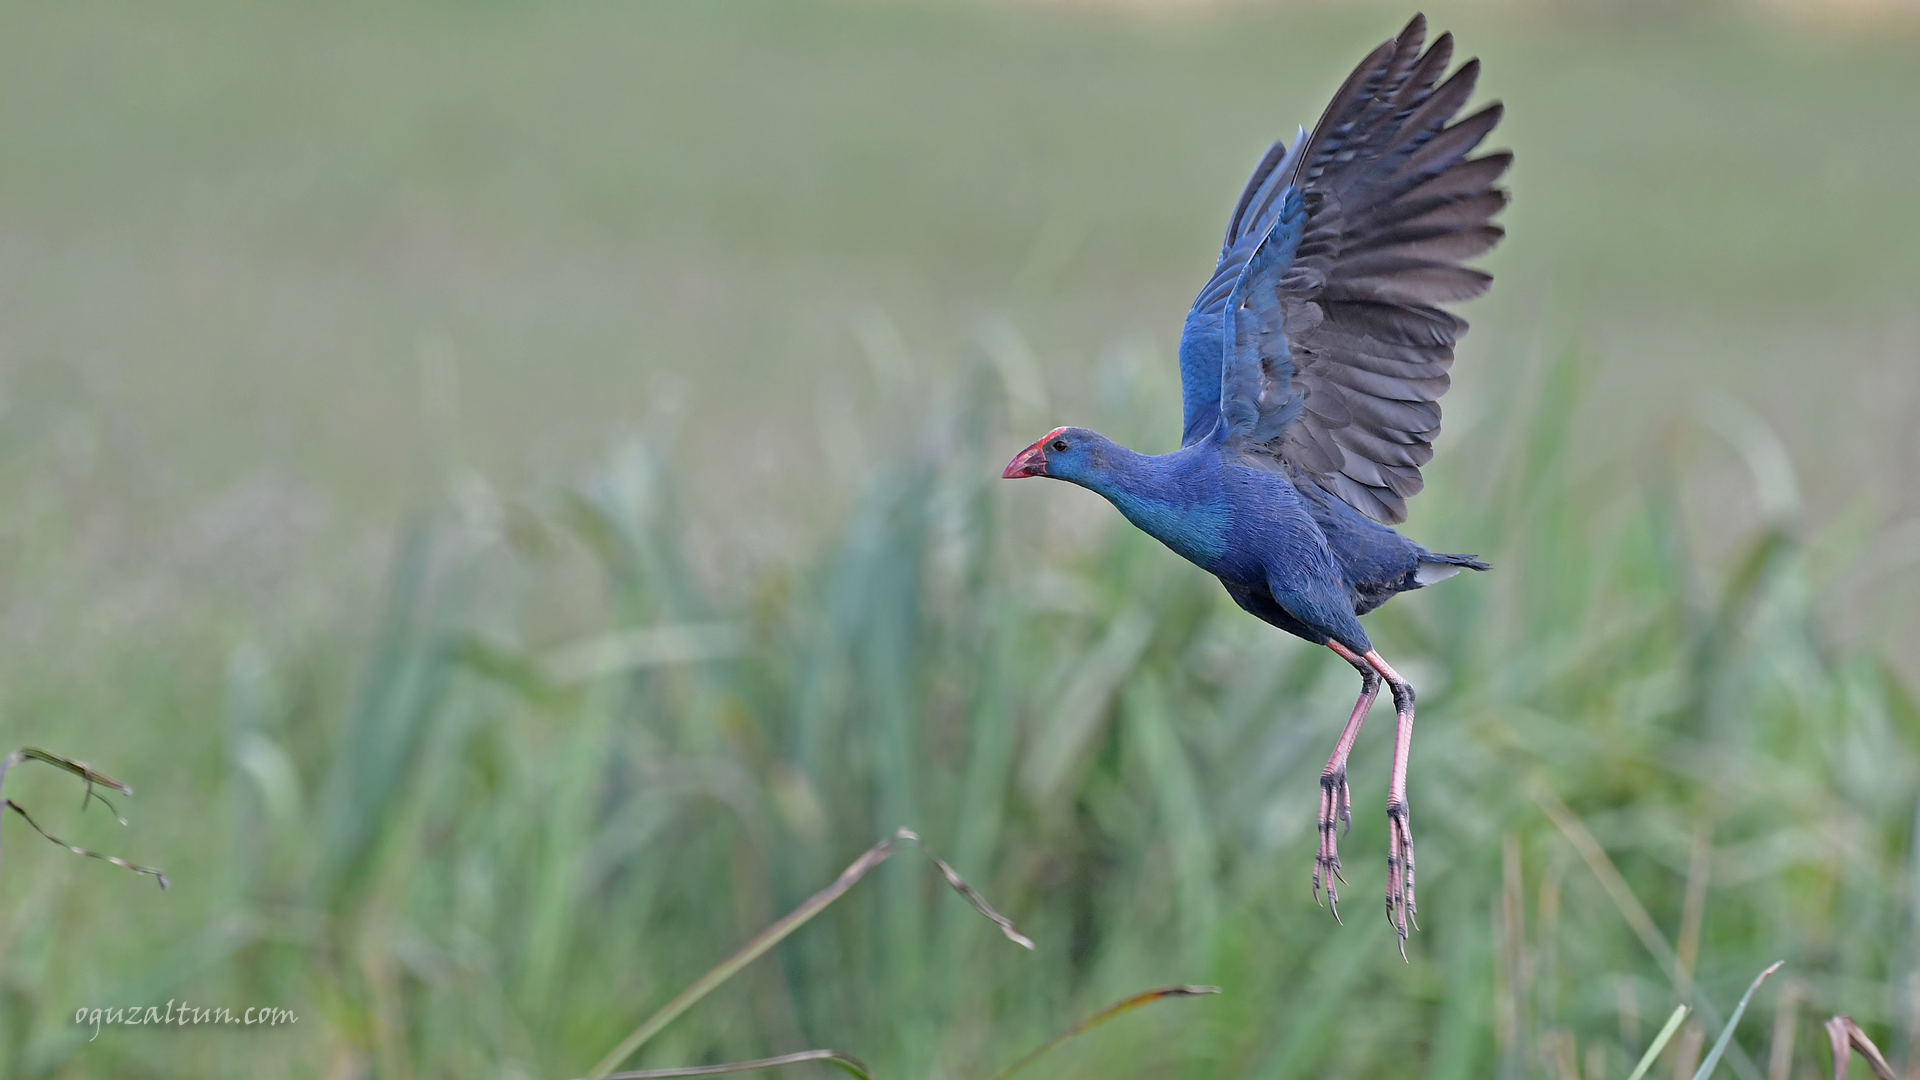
[1531,781,1680,976]
[1253,917,1377,1080]
[1627,1005,1692,1080]
[1690,962,1783,1080]
[1533,782,1765,1080]
[989,985,1220,1080]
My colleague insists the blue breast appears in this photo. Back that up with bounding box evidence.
[1108,487,1232,568]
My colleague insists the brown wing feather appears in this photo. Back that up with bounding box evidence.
[1252,15,1509,524]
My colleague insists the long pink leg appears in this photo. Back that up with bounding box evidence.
[1364,649,1418,959]
[1316,641,1381,921]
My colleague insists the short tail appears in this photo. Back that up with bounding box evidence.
[1410,551,1491,587]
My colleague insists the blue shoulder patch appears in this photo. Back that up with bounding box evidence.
[1177,312,1224,448]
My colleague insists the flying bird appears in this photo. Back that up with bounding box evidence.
[1002,14,1507,955]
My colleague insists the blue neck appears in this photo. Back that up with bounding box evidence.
[1075,445,1229,566]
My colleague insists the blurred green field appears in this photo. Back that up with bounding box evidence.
[1,1,1918,1078]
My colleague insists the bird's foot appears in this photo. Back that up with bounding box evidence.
[1314,767,1352,920]
[1385,799,1417,959]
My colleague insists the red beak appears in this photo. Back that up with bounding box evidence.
[1002,437,1049,479]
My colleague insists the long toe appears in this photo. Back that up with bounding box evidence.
[1385,800,1417,958]
[1315,769,1351,921]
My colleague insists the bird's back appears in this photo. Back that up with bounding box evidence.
[1209,447,1476,619]
[1295,480,1429,614]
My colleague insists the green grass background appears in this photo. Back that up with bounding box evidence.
[0,1,1917,1077]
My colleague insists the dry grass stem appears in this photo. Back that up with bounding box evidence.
[582,828,1031,1080]
[605,1049,872,1079]
[988,985,1222,1080]
[1823,1016,1898,1080]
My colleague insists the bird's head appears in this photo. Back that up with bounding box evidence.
[1001,427,1113,487]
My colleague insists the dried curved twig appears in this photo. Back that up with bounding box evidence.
[0,748,168,893]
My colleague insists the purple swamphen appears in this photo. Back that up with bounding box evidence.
[1002,14,1507,956]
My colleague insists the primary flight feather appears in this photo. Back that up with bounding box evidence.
[1002,13,1507,956]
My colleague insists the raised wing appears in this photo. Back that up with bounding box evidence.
[1178,129,1304,447]
[1214,14,1510,523]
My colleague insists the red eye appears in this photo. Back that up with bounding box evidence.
[1051,439,1069,452]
